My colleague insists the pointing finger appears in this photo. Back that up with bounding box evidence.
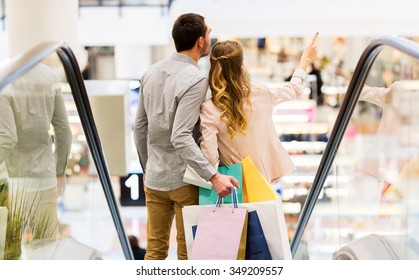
[310,32,319,46]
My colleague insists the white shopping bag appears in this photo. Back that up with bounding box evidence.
[183,161,219,190]
[183,165,213,189]
[27,237,103,260]
[183,198,291,260]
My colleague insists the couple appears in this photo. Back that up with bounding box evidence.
[133,13,318,260]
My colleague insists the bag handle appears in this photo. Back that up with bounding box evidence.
[214,187,239,212]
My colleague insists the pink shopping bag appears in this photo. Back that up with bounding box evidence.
[190,190,248,260]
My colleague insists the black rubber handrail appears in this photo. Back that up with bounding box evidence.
[291,36,419,257]
[0,41,134,260]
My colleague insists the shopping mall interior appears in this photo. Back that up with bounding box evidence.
[1,0,419,261]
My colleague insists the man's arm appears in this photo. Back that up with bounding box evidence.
[51,84,72,196]
[134,87,149,172]
[171,78,238,197]
[51,84,72,176]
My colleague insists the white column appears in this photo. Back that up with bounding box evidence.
[5,0,78,57]
[114,45,151,80]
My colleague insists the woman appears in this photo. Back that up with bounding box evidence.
[200,33,318,184]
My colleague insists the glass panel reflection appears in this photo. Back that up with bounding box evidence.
[297,46,419,260]
[0,53,125,260]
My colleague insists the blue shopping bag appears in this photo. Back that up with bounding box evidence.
[245,210,272,260]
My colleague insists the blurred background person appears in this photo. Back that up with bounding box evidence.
[128,235,146,260]
[308,62,324,105]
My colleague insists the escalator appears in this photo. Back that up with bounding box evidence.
[2,36,419,261]
[0,42,133,260]
[292,36,419,260]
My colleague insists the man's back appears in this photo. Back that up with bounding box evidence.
[136,53,211,190]
[0,63,72,187]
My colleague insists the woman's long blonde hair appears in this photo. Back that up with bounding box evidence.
[209,40,252,139]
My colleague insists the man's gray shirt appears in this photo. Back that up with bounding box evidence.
[0,63,72,189]
[134,53,217,191]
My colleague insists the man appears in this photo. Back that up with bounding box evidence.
[134,13,239,260]
[0,63,72,259]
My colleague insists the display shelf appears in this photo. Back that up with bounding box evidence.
[274,99,331,210]
[283,141,326,155]
[289,154,358,167]
[281,174,350,185]
[273,99,316,111]
[275,122,330,135]
[322,85,347,96]
[312,202,409,216]
[273,99,316,123]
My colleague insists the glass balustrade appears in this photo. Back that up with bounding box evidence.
[295,43,419,260]
[0,49,128,260]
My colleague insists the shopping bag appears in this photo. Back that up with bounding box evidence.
[27,237,103,260]
[240,198,291,259]
[183,160,220,190]
[199,162,243,205]
[183,165,213,190]
[183,205,201,258]
[245,210,272,260]
[184,197,290,259]
[190,189,248,260]
[242,156,279,202]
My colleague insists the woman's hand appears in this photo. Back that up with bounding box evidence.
[299,32,319,70]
